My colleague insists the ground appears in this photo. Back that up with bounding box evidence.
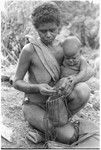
[1,48,100,148]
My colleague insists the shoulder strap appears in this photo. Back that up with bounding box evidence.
[26,34,60,82]
[32,43,57,81]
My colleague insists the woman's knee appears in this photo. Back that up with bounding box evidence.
[55,123,78,144]
[74,82,90,103]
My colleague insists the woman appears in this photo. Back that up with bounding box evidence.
[13,2,92,144]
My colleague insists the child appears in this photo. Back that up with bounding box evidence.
[61,36,83,78]
[55,36,90,97]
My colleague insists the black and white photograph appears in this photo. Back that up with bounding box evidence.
[1,0,100,149]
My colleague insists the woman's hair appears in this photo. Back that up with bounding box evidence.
[31,2,61,29]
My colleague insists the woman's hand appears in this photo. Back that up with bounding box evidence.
[38,83,57,96]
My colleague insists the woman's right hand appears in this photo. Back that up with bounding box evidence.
[38,83,57,96]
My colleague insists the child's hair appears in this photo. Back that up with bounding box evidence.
[64,36,81,48]
[62,36,82,56]
[31,2,61,29]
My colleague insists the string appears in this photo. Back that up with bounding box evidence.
[44,91,73,144]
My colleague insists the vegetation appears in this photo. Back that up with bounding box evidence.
[1,0,99,67]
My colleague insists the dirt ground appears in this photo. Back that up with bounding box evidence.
[1,49,100,148]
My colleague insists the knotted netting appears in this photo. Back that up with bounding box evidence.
[43,94,72,143]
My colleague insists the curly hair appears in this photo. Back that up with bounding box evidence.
[31,2,61,29]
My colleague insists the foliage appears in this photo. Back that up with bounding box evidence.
[55,1,99,48]
[1,0,100,67]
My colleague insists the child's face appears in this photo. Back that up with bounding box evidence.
[37,22,59,45]
[64,52,81,66]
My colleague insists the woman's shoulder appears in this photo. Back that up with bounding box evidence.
[22,43,35,55]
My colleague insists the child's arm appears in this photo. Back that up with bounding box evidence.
[57,57,88,95]
[73,56,87,85]
[73,56,94,85]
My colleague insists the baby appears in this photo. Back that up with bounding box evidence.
[61,36,83,77]
[55,36,88,96]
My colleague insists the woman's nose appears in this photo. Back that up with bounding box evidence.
[46,31,51,37]
[69,59,73,63]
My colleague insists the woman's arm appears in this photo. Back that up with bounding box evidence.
[13,44,56,95]
[13,44,39,93]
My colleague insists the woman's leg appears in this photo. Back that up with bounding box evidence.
[22,103,52,132]
[67,82,90,116]
[22,84,90,144]
[52,82,90,144]
[22,103,78,144]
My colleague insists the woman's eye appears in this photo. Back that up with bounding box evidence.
[42,31,46,33]
[49,29,55,32]
[39,30,46,33]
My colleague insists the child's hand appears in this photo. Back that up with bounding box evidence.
[60,76,76,96]
[65,75,77,96]
[55,77,73,96]
[56,77,70,91]
[67,75,76,86]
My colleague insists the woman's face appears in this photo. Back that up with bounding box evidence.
[37,22,59,45]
